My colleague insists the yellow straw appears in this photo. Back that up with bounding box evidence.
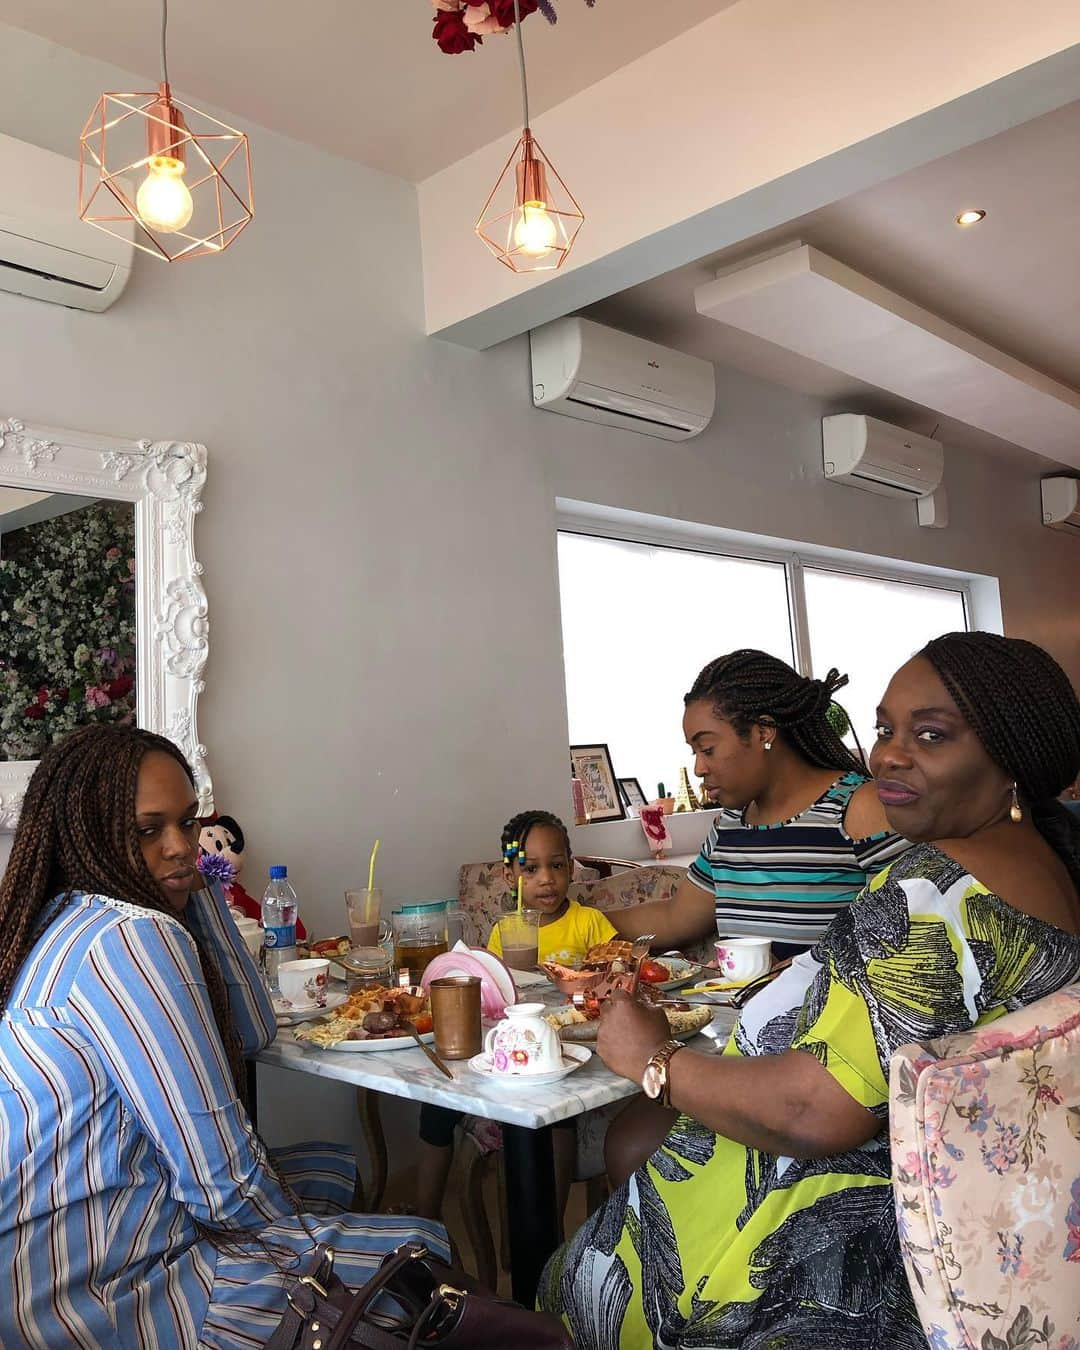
[368,838,380,894]
[516,875,524,915]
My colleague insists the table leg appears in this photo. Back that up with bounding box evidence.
[502,1123,559,1307]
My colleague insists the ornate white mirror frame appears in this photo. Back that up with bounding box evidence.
[0,417,211,832]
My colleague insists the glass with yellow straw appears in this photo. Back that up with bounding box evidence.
[497,874,540,972]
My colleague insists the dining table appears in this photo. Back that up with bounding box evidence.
[257,979,737,1305]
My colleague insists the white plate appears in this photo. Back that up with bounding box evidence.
[320,1028,437,1053]
[650,958,705,993]
[274,990,349,1025]
[466,1042,591,1087]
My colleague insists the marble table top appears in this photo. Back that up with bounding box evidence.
[258,1000,738,1130]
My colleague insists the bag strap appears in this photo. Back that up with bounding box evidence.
[324,1244,436,1350]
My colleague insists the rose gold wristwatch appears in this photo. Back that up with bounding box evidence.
[641,1039,685,1107]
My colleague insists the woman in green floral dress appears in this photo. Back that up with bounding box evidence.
[539,632,1080,1349]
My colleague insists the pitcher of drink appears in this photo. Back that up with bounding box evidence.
[391,902,449,982]
[497,908,540,972]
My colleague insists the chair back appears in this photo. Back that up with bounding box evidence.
[889,982,1080,1349]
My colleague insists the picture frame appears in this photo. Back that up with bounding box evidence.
[618,777,647,811]
[569,743,625,823]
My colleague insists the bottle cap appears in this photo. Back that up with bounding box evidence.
[269,865,288,879]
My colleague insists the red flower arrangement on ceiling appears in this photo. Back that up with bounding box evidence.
[431,0,595,55]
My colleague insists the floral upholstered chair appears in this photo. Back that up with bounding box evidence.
[889,982,1080,1350]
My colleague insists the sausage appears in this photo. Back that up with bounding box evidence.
[362,1010,400,1034]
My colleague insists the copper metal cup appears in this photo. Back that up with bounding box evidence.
[429,976,482,1060]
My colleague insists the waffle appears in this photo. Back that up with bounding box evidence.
[583,939,634,969]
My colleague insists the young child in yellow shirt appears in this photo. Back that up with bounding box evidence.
[416,809,615,1225]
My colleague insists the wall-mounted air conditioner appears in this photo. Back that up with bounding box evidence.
[0,133,133,312]
[1041,477,1080,535]
[822,414,944,499]
[529,317,716,441]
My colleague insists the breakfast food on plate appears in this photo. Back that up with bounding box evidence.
[295,985,432,1048]
[310,935,352,958]
[544,1001,712,1042]
[637,958,671,984]
[582,939,634,969]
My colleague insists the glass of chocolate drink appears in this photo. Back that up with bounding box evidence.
[497,908,540,971]
[345,888,390,949]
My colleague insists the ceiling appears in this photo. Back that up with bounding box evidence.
[0,0,736,181]
[588,99,1080,471]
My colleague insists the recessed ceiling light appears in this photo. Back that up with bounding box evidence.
[955,209,986,227]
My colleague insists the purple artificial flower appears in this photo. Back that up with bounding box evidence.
[198,851,237,884]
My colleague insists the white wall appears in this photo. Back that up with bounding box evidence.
[2,25,1077,1144]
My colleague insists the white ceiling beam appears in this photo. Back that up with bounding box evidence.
[694,245,1080,469]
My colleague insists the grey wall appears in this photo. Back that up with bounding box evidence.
[2,24,1077,1142]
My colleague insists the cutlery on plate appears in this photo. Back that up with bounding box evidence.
[405,1024,454,1079]
[627,933,657,998]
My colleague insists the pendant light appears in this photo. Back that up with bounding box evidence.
[475,0,584,272]
[78,0,254,262]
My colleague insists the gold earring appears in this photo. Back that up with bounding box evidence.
[1010,782,1023,823]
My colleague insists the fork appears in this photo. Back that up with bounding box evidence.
[626,933,657,999]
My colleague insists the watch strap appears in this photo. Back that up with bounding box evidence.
[645,1039,685,1108]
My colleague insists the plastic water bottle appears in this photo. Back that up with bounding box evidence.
[261,865,298,998]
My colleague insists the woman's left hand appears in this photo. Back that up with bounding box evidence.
[596,991,671,1083]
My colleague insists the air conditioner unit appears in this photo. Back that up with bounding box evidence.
[529,317,716,441]
[1041,476,1080,535]
[822,414,943,499]
[0,134,133,312]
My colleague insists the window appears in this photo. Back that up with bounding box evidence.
[556,529,971,808]
[557,533,794,803]
[803,568,967,751]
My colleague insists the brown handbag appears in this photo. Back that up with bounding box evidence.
[263,1241,575,1350]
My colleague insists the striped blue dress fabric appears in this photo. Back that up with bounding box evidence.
[0,883,448,1348]
[688,771,912,946]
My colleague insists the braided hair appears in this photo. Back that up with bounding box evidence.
[685,649,866,775]
[0,724,247,1102]
[501,809,573,864]
[919,632,1080,890]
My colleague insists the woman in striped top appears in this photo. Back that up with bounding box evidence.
[617,650,910,959]
[0,725,447,1349]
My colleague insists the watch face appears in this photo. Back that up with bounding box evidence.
[642,1063,662,1099]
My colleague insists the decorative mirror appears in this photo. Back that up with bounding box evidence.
[0,417,210,832]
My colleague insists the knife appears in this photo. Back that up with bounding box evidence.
[406,1024,454,1080]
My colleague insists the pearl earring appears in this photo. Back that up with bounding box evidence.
[763,740,773,752]
[1009,783,1023,823]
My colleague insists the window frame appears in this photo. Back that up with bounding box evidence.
[555,518,973,684]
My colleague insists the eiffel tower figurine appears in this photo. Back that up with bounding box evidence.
[674,766,700,813]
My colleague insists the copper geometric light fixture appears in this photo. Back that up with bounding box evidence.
[475,0,584,273]
[78,0,253,262]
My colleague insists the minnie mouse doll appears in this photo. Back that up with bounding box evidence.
[198,812,308,940]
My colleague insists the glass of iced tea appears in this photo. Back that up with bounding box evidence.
[497,909,540,972]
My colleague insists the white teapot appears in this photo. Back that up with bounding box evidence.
[483,1002,561,1075]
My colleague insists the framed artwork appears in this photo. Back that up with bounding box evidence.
[570,743,625,822]
[618,777,647,811]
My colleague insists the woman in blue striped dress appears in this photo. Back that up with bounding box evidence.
[0,724,447,1348]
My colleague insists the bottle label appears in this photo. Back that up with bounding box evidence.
[263,924,296,950]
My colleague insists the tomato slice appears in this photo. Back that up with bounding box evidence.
[638,960,669,984]
[409,1013,434,1035]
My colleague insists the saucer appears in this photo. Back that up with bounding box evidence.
[466,1042,591,1087]
[273,990,348,1025]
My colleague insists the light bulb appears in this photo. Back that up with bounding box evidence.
[136,156,194,232]
[513,201,557,258]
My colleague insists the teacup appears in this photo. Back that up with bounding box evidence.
[483,1002,561,1075]
[713,937,772,983]
[277,957,330,1009]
